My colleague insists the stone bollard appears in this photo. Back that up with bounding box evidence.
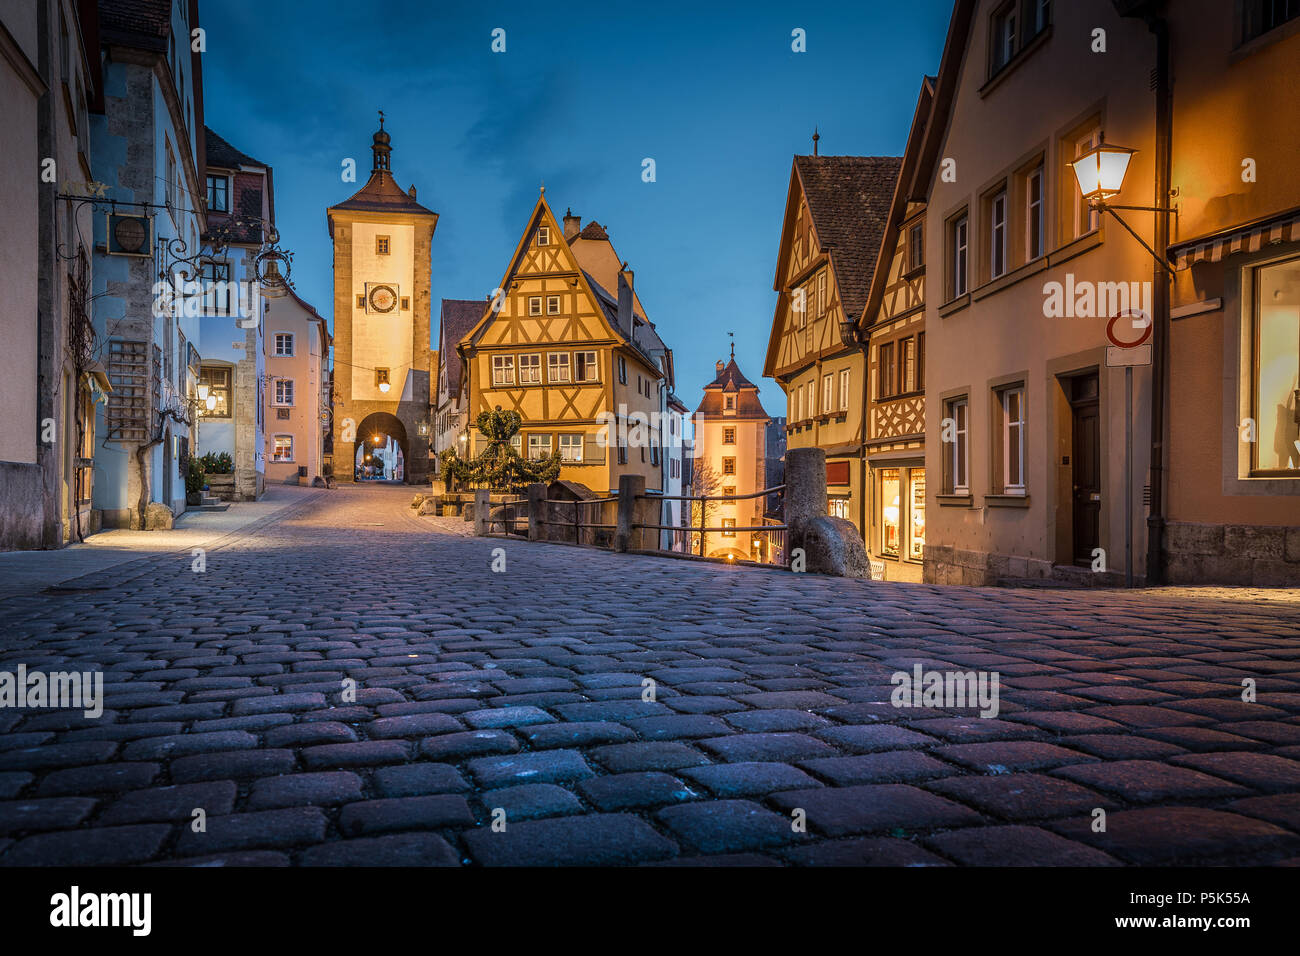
[784,447,827,537]
[614,474,646,553]
[784,446,871,577]
[472,489,490,536]
[526,483,547,542]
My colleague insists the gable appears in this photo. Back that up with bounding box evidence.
[464,196,630,352]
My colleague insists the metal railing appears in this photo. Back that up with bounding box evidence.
[483,496,529,537]
[637,485,787,562]
[539,496,618,545]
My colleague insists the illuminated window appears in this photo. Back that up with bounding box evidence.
[881,468,901,557]
[721,518,736,538]
[199,366,231,419]
[1251,255,1300,474]
[273,435,293,461]
[909,468,926,560]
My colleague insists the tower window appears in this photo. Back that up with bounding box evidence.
[376,236,390,255]
[376,367,390,388]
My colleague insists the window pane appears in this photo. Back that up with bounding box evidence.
[1255,257,1300,470]
[881,469,901,557]
[909,468,926,560]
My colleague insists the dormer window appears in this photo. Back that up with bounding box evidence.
[725,395,735,410]
[537,226,550,246]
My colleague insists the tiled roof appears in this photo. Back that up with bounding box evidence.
[440,299,486,396]
[696,357,768,418]
[574,221,608,241]
[793,155,902,324]
[707,357,757,390]
[205,127,266,170]
[97,0,171,50]
[330,170,435,216]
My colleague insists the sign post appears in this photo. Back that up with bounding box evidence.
[1105,311,1153,588]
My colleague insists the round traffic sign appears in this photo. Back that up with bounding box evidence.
[1107,310,1153,349]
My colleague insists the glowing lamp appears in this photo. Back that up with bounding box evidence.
[1069,142,1135,202]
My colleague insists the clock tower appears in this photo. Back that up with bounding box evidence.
[327,117,438,482]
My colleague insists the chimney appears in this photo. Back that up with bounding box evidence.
[563,208,581,240]
[617,262,634,336]
[715,360,725,375]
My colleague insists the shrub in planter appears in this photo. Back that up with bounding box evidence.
[185,458,206,505]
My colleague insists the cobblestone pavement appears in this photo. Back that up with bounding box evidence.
[2,484,1299,867]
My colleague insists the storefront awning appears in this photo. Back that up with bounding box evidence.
[1170,206,1300,271]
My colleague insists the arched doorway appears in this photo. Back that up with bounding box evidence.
[355,412,408,482]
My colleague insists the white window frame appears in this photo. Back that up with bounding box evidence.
[274,332,294,357]
[546,295,561,315]
[1000,386,1026,494]
[537,225,550,246]
[991,189,1008,279]
[822,373,833,414]
[274,379,294,406]
[528,296,542,316]
[953,214,969,297]
[518,353,541,384]
[1027,165,1044,261]
[948,397,969,494]
[721,517,737,538]
[272,435,294,462]
[548,352,571,383]
[527,433,552,460]
[558,433,583,462]
[839,367,851,411]
[492,355,515,387]
[792,386,801,422]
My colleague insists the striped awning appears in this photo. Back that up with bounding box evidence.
[1170,207,1300,271]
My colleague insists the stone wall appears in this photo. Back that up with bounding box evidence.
[0,462,45,550]
[1164,521,1300,586]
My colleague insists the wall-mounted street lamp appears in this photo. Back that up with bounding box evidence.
[1068,140,1176,274]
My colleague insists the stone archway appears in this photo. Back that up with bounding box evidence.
[355,412,409,482]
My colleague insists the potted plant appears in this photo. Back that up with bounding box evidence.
[185,457,206,506]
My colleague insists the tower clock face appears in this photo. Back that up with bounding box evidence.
[368,284,397,313]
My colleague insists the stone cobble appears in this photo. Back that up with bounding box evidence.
[1,483,1298,865]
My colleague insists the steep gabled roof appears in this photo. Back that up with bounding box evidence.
[696,357,768,418]
[792,155,902,324]
[439,298,485,396]
[860,75,939,330]
[204,127,266,170]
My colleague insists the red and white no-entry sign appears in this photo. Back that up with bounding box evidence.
[1105,310,1152,367]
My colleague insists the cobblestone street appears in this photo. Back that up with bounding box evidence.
[2,483,1299,866]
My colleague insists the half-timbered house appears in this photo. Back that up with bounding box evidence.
[458,193,671,495]
[764,152,901,538]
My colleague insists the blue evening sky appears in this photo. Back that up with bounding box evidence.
[200,0,953,412]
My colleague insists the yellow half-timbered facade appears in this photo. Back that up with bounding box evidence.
[764,154,901,537]
[459,193,669,495]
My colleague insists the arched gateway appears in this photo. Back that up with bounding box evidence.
[354,412,407,481]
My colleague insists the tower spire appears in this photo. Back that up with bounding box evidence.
[812,127,820,157]
[371,110,392,172]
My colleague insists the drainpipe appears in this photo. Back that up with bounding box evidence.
[1146,10,1172,585]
